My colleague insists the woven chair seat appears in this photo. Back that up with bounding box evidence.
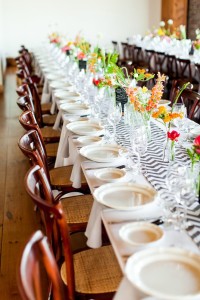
[40,127,60,143]
[43,114,57,126]
[61,245,122,294]
[62,194,93,224]
[41,102,51,114]
[45,142,58,157]
[50,166,87,189]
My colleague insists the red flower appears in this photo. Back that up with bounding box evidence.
[93,78,101,86]
[167,130,180,141]
[194,135,200,155]
[77,52,86,60]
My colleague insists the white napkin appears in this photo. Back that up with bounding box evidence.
[85,200,161,249]
[114,277,146,300]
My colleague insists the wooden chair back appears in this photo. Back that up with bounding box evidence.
[166,54,178,79]
[154,51,167,73]
[180,89,200,123]
[16,82,43,127]
[169,79,193,104]
[18,230,65,300]
[195,63,200,93]
[176,58,192,81]
[25,165,75,300]
[145,49,156,73]
[18,129,49,180]
[16,95,35,112]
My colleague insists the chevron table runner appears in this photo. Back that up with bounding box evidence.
[115,118,200,247]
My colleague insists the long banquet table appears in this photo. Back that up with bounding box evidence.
[34,45,200,299]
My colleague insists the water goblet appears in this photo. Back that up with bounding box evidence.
[108,103,122,142]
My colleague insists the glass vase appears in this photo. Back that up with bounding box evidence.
[163,138,176,162]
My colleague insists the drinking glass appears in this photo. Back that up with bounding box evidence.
[108,103,122,142]
[165,162,195,230]
[173,103,187,131]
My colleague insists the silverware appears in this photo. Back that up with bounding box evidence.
[107,217,162,225]
[85,165,125,171]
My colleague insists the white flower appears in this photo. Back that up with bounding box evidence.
[160,21,165,27]
[134,73,139,79]
[168,19,173,25]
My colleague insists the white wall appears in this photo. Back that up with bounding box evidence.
[1,0,161,57]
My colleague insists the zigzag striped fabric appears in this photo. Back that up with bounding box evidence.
[115,118,200,247]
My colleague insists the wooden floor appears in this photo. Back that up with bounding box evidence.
[0,68,41,299]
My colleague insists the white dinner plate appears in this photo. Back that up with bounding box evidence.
[94,168,126,183]
[55,90,80,99]
[190,127,200,138]
[125,247,200,300]
[46,73,64,81]
[50,81,72,89]
[119,222,163,247]
[67,121,104,136]
[80,144,122,162]
[77,136,102,145]
[60,103,90,115]
[158,99,171,107]
[58,99,76,105]
[93,182,157,210]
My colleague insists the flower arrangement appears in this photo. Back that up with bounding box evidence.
[125,72,165,116]
[167,130,180,161]
[91,50,119,88]
[152,20,186,40]
[152,82,190,161]
[187,136,200,166]
[48,32,61,46]
[152,105,183,123]
[187,136,200,197]
[193,29,200,50]
[152,82,190,129]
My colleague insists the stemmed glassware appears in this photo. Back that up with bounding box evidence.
[108,102,122,143]
[164,161,196,230]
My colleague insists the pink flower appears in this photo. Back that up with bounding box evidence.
[61,45,71,52]
[167,130,180,141]
[77,52,86,60]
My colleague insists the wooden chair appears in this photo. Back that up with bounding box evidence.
[18,104,60,144]
[169,79,193,104]
[120,42,133,69]
[179,89,200,123]
[16,83,56,127]
[18,230,66,300]
[16,69,51,115]
[18,128,89,193]
[131,45,147,69]
[25,165,122,300]
[195,63,200,93]
[145,49,156,73]
[18,109,59,160]
[154,51,167,73]
[176,58,193,82]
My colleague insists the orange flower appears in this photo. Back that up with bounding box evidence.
[137,68,145,74]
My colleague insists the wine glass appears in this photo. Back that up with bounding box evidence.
[119,146,141,182]
[165,162,195,230]
[108,103,122,142]
[130,125,148,175]
[173,103,187,131]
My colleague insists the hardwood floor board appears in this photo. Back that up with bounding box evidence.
[0,69,42,299]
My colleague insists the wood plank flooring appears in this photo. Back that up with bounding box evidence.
[0,68,41,299]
